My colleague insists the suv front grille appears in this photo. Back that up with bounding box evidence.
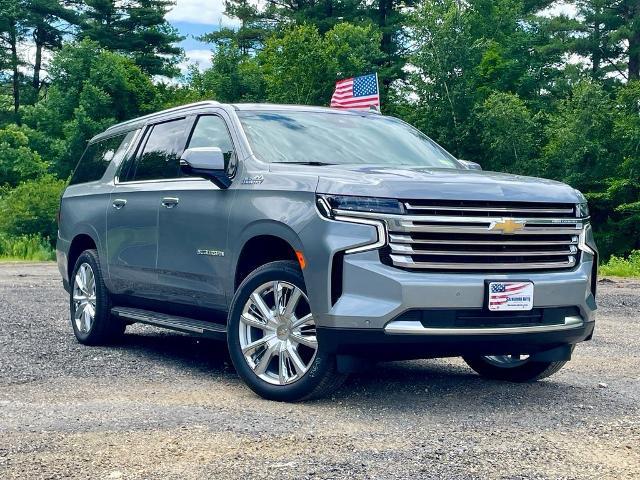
[383,200,582,272]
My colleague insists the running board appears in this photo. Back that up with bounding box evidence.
[111,306,227,339]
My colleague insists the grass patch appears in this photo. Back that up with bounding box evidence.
[600,250,640,278]
[0,234,55,262]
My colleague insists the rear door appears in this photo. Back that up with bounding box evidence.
[155,112,238,309]
[106,117,192,297]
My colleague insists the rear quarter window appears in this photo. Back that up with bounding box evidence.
[70,130,137,185]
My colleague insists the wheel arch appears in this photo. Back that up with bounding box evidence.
[233,221,305,292]
[67,233,99,280]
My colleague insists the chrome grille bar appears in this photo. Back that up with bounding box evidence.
[388,233,579,246]
[405,203,575,215]
[390,244,578,256]
[389,255,577,270]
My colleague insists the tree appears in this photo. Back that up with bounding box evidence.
[200,0,269,55]
[258,23,383,105]
[0,174,66,241]
[25,0,81,91]
[0,124,49,187]
[259,25,332,105]
[23,41,158,176]
[476,92,541,174]
[80,0,184,77]
[0,0,28,122]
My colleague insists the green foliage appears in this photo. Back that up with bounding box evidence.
[600,250,640,277]
[80,0,184,77]
[259,23,383,105]
[476,92,541,174]
[0,233,55,261]
[260,24,333,105]
[542,81,617,192]
[24,41,158,177]
[0,175,66,242]
[0,124,49,187]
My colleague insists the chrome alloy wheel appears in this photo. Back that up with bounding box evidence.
[239,281,318,386]
[72,262,97,334]
[483,354,530,368]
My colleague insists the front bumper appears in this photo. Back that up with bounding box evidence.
[318,319,594,360]
[313,248,597,358]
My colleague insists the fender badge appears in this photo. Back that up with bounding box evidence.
[197,249,225,257]
[242,175,264,185]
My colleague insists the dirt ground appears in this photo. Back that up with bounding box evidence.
[0,262,638,479]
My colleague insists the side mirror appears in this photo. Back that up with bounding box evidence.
[458,159,482,171]
[180,147,231,189]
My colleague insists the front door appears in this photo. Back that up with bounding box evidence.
[106,117,191,298]
[156,113,238,310]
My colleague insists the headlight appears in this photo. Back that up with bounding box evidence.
[576,202,589,218]
[317,194,404,217]
[316,194,389,254]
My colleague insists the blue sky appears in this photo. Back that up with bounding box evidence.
[166,0,240,72]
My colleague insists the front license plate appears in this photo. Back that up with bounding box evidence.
[487,281,534,311]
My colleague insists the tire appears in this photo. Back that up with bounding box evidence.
[70,249,125,345]
[463,354,566,382]
[227,260,346,402]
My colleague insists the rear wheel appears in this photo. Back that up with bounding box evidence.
[70,249,125,345]
[227,260,346,401]
[463,354,566,382]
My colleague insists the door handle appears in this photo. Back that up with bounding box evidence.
[112,199,127,209]
[161,197,179,208]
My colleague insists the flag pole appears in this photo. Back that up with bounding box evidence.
[374,72,381,113]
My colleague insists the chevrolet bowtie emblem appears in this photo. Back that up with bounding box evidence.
[490,218,525,234]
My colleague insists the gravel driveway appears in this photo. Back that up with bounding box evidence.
[0,263,638,479]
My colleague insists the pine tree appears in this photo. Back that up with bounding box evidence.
[25,0,81,91]
[0,0,28,123]
[80,0,184,77]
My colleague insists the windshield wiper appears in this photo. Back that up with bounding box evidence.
[272,161,335,166]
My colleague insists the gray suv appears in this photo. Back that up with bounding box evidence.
[57,101,598,401]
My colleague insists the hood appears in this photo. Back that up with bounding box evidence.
[269,164,583,204]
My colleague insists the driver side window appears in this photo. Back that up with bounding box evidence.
[188,115,237,176]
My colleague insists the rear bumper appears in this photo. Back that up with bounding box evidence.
[56,233,70,293]
[318,317,595,361]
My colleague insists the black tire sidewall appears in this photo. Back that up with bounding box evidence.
[69,249,120,345]
[463,355,563,382]
[227,261,335,402]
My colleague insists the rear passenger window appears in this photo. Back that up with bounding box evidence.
[129,118,189,181]
[70,130,136,185]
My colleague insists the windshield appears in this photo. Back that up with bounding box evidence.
[237,111,461,168]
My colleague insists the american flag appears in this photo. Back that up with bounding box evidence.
[489,282,531,307]
[330,73,380,110]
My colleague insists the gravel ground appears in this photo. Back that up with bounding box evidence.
[0,263,638,479]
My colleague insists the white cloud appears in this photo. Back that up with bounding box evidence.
[166,0,239,27]
[180,49,214,73]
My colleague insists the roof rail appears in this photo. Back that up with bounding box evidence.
[105,100,221,131]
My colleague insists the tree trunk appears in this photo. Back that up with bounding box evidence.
[33,27,43,91]
[592,13,601,77]
[378,0,393,57]
[9,21,21,125]
[628,0,640,80]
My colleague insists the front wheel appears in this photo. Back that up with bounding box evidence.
[463,354,566,382]
[227,260,346,401]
